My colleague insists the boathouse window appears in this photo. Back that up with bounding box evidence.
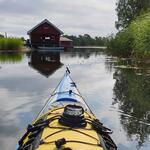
[45,37,50,40]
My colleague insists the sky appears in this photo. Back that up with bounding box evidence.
[0,0,117,39]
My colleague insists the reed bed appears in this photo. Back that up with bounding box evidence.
[0,38,23,50]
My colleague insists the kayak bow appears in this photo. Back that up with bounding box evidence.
[17,68,117,150]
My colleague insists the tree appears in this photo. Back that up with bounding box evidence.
[116,0,150,29]
[0,34,4,38]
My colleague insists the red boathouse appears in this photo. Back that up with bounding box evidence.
[27,19,64,48]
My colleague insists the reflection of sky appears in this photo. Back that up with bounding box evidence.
[0,51,149,150]
[0,57,59,149]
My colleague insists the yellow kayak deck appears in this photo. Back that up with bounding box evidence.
[24,107,104,150]
[18,70,117,150]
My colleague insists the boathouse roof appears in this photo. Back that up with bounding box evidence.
[60,37,73,42]
[27,19,64,35]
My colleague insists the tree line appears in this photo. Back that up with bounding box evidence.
[64,34,108,46]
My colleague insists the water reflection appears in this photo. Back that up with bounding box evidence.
[69,48,104,59]
[0,49,149,150]
[113,68,150,149]
[28,51,63,78]
[0,52,24,63]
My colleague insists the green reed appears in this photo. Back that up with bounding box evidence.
[0,38,23,50]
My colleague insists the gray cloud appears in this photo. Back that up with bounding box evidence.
[0,0,117,38]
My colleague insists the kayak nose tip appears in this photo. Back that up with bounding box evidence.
[66,67,70,74]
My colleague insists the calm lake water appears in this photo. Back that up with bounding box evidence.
[0,49,149,150]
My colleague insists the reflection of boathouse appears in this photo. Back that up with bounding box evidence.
[29,51,63,77]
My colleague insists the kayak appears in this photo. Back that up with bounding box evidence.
[17,68,117,150]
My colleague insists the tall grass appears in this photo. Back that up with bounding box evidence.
[0,38,23,50]
[107,11,150,58]
[107,30,133,57]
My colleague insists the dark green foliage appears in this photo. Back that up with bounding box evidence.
[20,37,25,41]
[107,30,133,57]
[64,34,108,46]
[108,12,150,58]
[112,0,150,58]
[0,38,23,50]
[116,0,150,29]
[0,34,4,38]
[129,12,150,57]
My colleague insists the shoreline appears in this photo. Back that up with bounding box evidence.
[0,46,31,53]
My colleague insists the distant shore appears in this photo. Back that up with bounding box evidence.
[74,46,106,49]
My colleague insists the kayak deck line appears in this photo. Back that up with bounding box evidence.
[37,68,93,118]
[17,68,117,150]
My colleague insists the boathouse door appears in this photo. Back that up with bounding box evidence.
[41,35,51,47]
[41,35,56,47]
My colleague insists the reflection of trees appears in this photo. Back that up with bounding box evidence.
[104,57,116,73]
[63,48,103,59]
[0,52,24,63]
[113,68,150,149]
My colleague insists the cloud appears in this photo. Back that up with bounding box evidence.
[0,0,117,38]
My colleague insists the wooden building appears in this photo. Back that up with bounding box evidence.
[60,37,73,48]
[27,19,63,48]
